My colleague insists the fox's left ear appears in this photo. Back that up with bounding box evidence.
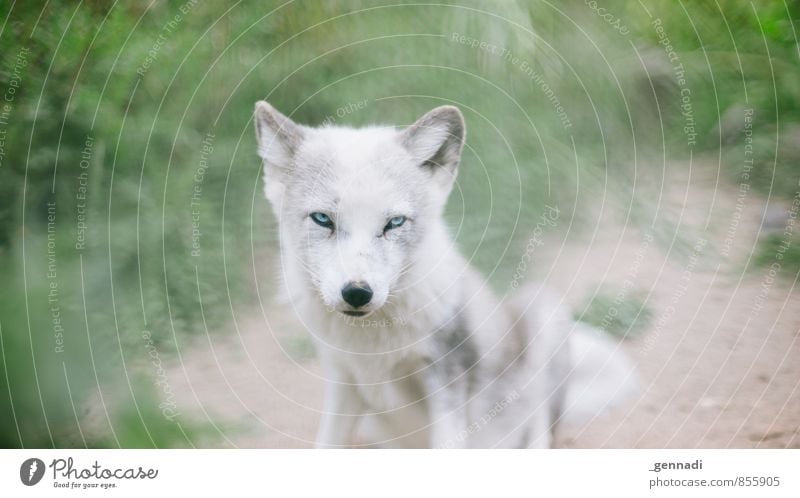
[399,105,465,195]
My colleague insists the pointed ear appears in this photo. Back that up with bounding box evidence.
[399,106,465,192]
[254,101,305,204]
[254,100,305,172]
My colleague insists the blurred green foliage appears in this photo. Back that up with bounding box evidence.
[575,286,653,339]
[754,233,800,275]
[0,0,798,447]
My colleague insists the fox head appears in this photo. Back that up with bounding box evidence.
[254,101,465,318]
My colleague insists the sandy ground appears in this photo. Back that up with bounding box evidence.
[162,165,800,448]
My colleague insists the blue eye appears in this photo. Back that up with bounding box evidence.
[384,215,407,232]
[310,212,334,229]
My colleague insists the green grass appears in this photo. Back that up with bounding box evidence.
[575,286,653,339]
[280,335,317,363]
[753,233,800,277]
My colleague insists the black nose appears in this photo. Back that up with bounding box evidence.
[341,282,373,308]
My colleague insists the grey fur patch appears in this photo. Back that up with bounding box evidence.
[434,311,479,375]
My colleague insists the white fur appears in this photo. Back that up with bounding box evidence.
[254,102,638,448]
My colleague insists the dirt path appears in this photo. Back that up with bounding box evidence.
[166,166,800,448]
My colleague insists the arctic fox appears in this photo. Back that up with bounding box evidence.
[254,101,638,448]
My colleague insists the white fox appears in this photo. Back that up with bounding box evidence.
[254,101,638,448]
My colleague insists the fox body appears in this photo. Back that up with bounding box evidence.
[254,102,636,448]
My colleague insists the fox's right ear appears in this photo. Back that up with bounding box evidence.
[254,101,304,203]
